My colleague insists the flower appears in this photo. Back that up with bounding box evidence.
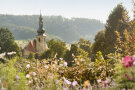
[132,55,135,61]
[59,58,63,60]
[102,79,110,87]
[26,74,30,78]
[56,79,59,85]
[97,79,101,83]
[26,64,30,68]
[15,75,20,81]
[124,73,133,81]
[63,77,71,85]
[133,61,135,65]
[28,80,32,84]
[0,52,6,58]
[122,56,134,68]
[7,51,16,55]
[72,80,78,87]
[103,80,109,84]
[44,65,49,69]
[34,78,38,80]
[32,72,36,76]
[83,80,91,90]
[63,62,67,66]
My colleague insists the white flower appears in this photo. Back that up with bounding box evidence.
[59,58,63,60]
[26,74,30,78]
[72,81,78,87]
[34,78,38,80]
[133,61,135,65]
[32,72,36,76]
[63,77,71,85]
[15,75,20,80]
[26,64,30,68]
[63,62,67,66]
[7,51,16,55]
[133,55,135,61]
[28,80,32,84]
[44,65,49,69]
[97,79,101,83]
[56,79,59,84]
[0,52,6,58]
[59,64,63,66]
[25,61,30,63]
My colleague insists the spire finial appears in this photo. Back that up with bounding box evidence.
[37,10,45,35]
[40,10,41,15]
[40,10,42,18]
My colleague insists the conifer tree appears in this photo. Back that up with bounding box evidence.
[104,4,129,55]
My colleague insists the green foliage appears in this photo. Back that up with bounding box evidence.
[92,30,106,57]
[0,27,21,57]
[116,27,135,56]
[60,51,115,85]
[104,4,129,55]
[78,38,92,57]
[27,52,34,59]
[0,57,27,90]
[92,4,129,57]
[41,39,67,59]
[64,43,88,66]
[114,61,135,89]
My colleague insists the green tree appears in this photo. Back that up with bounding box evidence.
[78,38,92,57]
[64,43,88,66]
[27,52,34,59]
[104,4,129,55]
[41,39,67,59]
[92,30,106,57]
[0,27,21,56]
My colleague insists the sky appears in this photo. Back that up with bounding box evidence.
[0,0,133,23]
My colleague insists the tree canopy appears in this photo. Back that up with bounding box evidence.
[0,27,21,56]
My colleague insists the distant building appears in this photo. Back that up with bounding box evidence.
[23,13,48,57]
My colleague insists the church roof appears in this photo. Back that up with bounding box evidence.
[26,40,36,52]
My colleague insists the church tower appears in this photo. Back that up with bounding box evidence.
[36,13,48,53]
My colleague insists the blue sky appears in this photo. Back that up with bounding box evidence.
[0,0,133,23]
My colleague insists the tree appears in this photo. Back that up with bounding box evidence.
[41,39,67,59]
[92,30,106,57]
[27,52,34,59]
[64,43,88,66]
[103,4,129,55]
[0,27,21,56]
[78,38,92,57]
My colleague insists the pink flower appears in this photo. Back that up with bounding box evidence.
[122,56,134,68]
[124,73,133,81]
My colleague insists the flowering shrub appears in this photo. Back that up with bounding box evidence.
[114,55,135,89]
[1,49,135,89]
[0,50,118,90]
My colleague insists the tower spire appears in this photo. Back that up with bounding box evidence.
[37,11,45,35]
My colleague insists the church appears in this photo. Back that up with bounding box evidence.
[23,13,48,57]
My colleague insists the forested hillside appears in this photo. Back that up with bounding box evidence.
[0,14,104,42]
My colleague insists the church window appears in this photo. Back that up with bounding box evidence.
[38,38,40,42]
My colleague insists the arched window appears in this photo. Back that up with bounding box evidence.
[38,38,40,42]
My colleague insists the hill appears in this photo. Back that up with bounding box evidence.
[0,14,104,43]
